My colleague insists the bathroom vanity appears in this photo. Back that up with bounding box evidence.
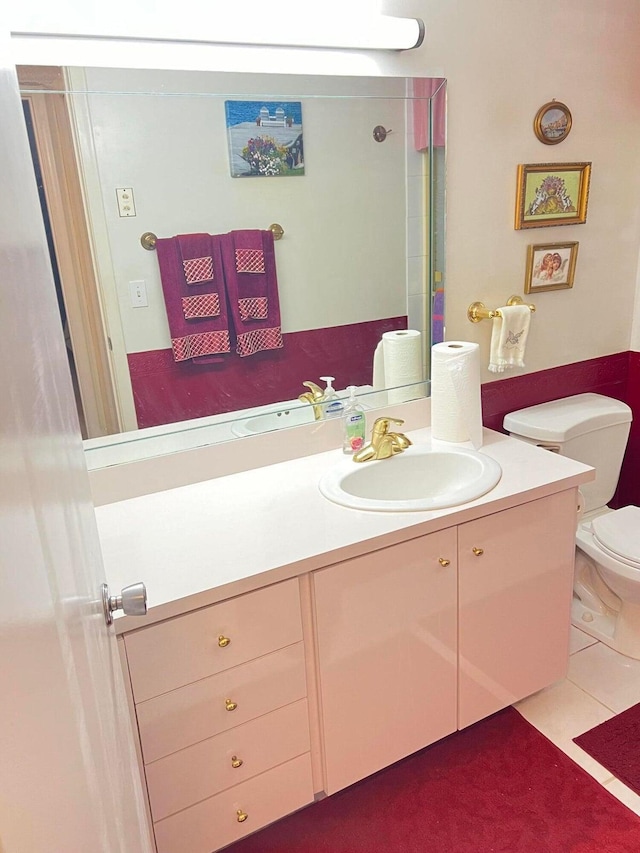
[97,427,593,852]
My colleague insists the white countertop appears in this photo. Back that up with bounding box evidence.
[94,427,594,633]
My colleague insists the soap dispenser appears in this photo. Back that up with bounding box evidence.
[320,376,344,419]
[342,386,366,454]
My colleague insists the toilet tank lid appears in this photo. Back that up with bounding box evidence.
[503,393,632,442]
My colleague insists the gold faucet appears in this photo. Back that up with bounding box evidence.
[352,417,412,462]
[298,381,325,421]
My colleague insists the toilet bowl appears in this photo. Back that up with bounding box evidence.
[572,506,640,658]
[503,393,640,658]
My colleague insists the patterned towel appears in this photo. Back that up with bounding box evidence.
[156,233,231,363]
[221,229,284,357]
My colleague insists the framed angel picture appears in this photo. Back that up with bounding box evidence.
[525,241,579,293]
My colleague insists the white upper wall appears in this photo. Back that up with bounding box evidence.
[397,0,640,377]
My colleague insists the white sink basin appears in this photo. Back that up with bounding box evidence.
[319,445,502,512]
[232,398,370,437]
[231,407,314,437]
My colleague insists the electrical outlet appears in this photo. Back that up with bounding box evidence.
[116,187,136,217]
[129,280,148,308]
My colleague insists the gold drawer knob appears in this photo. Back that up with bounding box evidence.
[231,755,243,769]
[218,635,231,648]
[438,557,451,567]
[225,698,238,712]
[236,809,248,823]
[472,547,484,556]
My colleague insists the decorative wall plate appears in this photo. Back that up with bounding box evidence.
[533,101,572,145]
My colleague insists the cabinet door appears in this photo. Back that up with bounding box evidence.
[458,489,577,729]
[314,529,457,795]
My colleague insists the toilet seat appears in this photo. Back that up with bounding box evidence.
[591,506,640,570]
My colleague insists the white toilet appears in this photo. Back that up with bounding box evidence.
[503,393,640,659]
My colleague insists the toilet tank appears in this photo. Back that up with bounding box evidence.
[503,393,632,513]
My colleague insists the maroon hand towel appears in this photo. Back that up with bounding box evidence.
[220,229,284,357]
[155,233,231,363]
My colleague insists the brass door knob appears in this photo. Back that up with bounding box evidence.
[236,809,248,823]
[438,557,451,567]
[472,547,484,556]
[231,755,243,768]
[218,635,231,647]
[225,698,238,712]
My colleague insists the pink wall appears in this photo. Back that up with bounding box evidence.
[481,351,635,508]
[128,317,406,428]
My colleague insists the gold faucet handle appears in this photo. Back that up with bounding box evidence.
[302,381,324,400]
[372,416,404,434]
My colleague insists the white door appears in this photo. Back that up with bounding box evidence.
[0,38,154,853]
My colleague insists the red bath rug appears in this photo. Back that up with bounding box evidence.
[574,702,640,796]
[225,706,640,853]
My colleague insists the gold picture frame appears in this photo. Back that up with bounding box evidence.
[515,162,591,229]
[533,101,572,145]
[525,241,578,293]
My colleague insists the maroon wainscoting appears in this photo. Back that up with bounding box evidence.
[128,316,406,428]
[481,351,630,432]
[481,351,636,507]
[617,350,640,508]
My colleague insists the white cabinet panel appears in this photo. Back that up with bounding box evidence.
[314,528,458,794]
[458,490,576,728]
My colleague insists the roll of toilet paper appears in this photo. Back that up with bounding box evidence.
[431,341,483,447]
[372,329,423,404]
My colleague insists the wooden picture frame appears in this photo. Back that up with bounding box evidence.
[533,101,572,145]
[515,162,591,229]
[525,241,578,293]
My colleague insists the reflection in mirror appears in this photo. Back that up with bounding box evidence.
[18,67,446,467]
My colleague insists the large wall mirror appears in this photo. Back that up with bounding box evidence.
[18,65,446,468]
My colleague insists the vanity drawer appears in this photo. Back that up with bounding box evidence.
[125,578,303,702]
[153,753,314,853]
[146,698,311,821]
[137,642,307,763]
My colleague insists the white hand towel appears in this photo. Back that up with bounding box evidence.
[488,304,531,373]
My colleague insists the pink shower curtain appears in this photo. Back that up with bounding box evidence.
[412,77,446,151]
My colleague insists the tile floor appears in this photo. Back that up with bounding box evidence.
[516,624,640,815]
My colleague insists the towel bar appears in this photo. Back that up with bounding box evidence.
[140,223,285,250]
[467,295,536,323]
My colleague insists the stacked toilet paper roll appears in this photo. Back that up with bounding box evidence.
[431,341,483,447]
[372,329,423,404]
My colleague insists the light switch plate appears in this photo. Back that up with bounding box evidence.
[129,280,148,308]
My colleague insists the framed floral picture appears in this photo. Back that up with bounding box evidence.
[514,162,591,229]
[225,100,304,178]
[525,241,579,293]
